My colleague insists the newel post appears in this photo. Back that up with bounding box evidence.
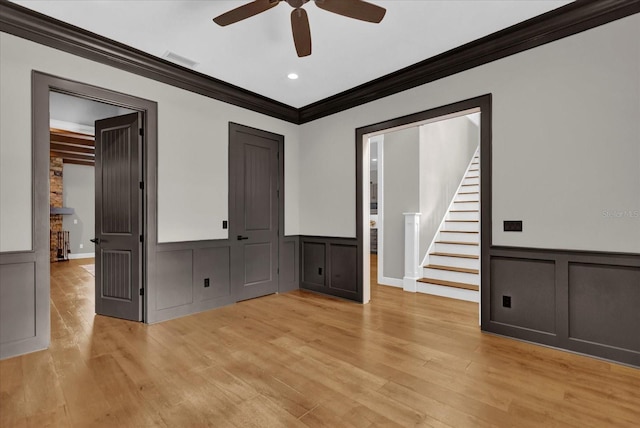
[403,212,421,293]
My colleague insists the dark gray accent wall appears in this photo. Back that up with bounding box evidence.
[279,237,300,293]
[568,263,640,353]
[0,253,47,359]
[148,236,299,322]
[484,247,640,367]
[300,236,359,301]
[490,257,556,334]
[0,261,36,344]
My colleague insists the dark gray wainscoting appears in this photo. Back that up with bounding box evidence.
[300,236,359,302]
[483,246,640,367]
[148,236,299,323]
[0,251,49,360]
[279,236,300,293]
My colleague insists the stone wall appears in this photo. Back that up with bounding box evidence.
[50,157,63,261]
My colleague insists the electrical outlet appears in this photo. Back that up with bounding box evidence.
[222,220,228,229]
[502,295,512,308]
[504,220,523,232]
[79,244,83,249]
[73,219,78,224]
[204,278,210,288]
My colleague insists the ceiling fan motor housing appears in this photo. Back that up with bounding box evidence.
[286,0,309,8]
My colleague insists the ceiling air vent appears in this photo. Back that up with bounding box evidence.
[161,51,199,69]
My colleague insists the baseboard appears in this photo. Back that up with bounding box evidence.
[378,276,403,288]
[416,282,479,302]
[68,252,95,260]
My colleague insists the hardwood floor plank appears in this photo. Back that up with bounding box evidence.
[1,258,638,427]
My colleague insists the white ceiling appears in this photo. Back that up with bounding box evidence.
[13,0,572,108]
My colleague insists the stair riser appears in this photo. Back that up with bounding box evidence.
[434,242,479,255]
[439,231,479,242]
[452,201,479,211]
[428,255,479,270]
[447,211,479,221]
[444,221,478,232]
[462,177,479,185]
[422,268,480,285]
[455,193,479,202]
[417,283,479,302]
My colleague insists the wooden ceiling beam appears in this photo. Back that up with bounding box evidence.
[50,150,94,161]
[50,128,94,140]
[51,142,94,154]
[50,133,95,147]
[63,158,94,167]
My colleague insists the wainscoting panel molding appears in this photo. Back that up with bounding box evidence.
[300,236,359,301]
[484,247,640,367]
[149,236,300,324]
[0,252,49,360]
[279,236,300,293]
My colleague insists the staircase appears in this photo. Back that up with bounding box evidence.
[417,149,480,302]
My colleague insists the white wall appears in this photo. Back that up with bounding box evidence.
[382,127,419,280]
[298,15,640,253]
[419,116,479,258]
[0,33,301,251]
[62,164,95,257]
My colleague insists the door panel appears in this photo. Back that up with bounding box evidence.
[244,243,273,284]
[244,144,272,231]
[95,112,142,321]
[229,124,281,302]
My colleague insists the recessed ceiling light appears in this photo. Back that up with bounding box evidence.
[287,73,299,80]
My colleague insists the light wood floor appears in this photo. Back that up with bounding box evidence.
[1,258,639,427]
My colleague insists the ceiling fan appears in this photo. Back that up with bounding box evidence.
[213,0,386,57]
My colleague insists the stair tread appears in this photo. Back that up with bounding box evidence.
[465,176,479,179]
[450,210,479,212]
[417,277,479,291]
[436,241,479,245]
[441,230,478,234]
[455,200,479,203]
[461,184,478,186]
[457,192,479,195]
[424,264,479,274]
[430,252,479,259]
[446,219,479,222]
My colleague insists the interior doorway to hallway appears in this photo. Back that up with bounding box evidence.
[32,72,158,352]
[356,95,491,325]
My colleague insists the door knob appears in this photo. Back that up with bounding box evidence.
[237,235,249,240]
[90,238,101,244]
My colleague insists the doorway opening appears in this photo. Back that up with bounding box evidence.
[33,72,158,346]
[356,95,491,323]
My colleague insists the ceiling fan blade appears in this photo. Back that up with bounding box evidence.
[291,8,311,57]
[315,0,386,23]
[213,0,280,26]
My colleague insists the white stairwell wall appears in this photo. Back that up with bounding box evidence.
[419,149,480,302]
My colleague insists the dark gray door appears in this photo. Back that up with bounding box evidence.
[94,113,142,321]
[229,123,280,301]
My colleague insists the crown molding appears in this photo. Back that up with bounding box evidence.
[0,0,300,123]
[1,0,638,125]
[298,0,640,123]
